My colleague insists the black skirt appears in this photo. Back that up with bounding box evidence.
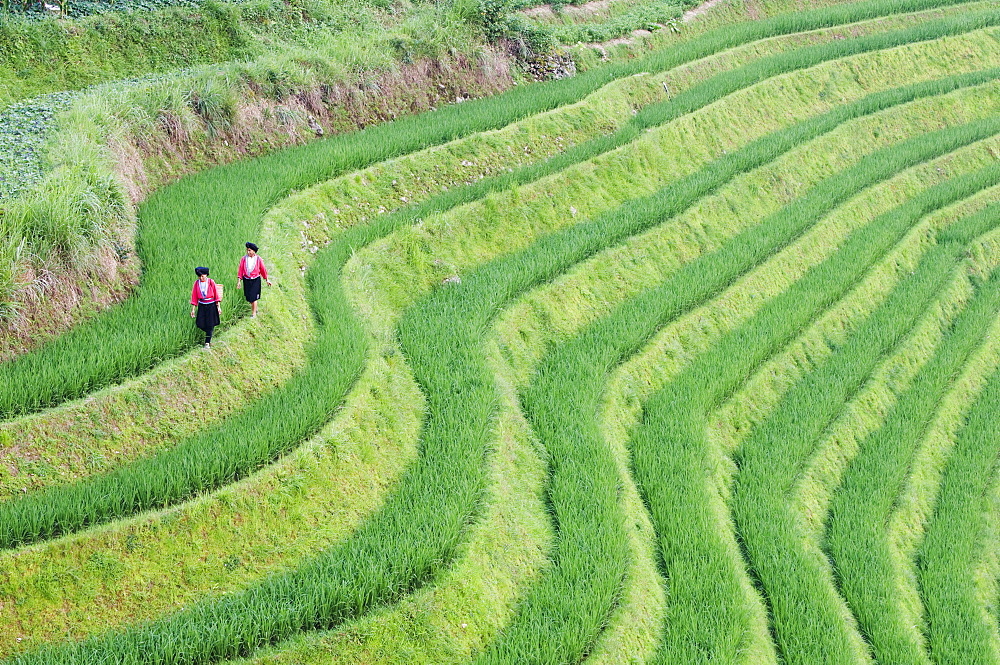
[242,276,262,303]
[196,302,220,332]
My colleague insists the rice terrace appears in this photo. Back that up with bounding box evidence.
[9,0,1000,660]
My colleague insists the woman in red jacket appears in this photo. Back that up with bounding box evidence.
[190,266,221,348]
[237,242,271,318]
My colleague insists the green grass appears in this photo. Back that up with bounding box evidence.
[541,0,682,44]
[524,0,664,25]
[0,0,391,107]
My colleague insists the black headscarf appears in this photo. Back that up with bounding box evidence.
[245,242,259,252]
[195,267,209,276]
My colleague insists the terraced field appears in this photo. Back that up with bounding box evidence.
[8,0,1000,662]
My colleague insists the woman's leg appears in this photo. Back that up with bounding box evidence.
[245,277,261,317]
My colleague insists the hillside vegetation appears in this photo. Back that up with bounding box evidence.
[7,0,1000,663]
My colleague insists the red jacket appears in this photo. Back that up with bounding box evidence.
[191,278,220,305]
[238,255,268,280]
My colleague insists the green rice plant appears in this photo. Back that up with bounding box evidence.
[895,217,1000,665]
[0,78,634,545]
[725,248,976,665]
[706,197,990,465]
[450,78,1000,664]
[0,15,662,498]
[0,0,984,420]
[5,2,1000,660]
[0,351,424,656]
[303,15,991,262]
[210,325,552,665]
[211,67,1000,662]
[0,232,367,546]
[888,230,1000,588]
[0,43,652,543]
[352,45,1000,664]
[591,178,968,665]
[121,31,1000,658]
[362,16,1000,665]
[13,45,1000,665]
[778,189,1000,537]
[443,116,1000,665]
[0,203,315,501]
[489,72,1000,406]
[0,48,635,633]
[348,22,1000,337]
[683,191,1000,665]
[916,335,1000,663]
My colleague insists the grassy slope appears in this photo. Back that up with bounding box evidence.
[9,0,1000,660]
[0,0,385,108]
